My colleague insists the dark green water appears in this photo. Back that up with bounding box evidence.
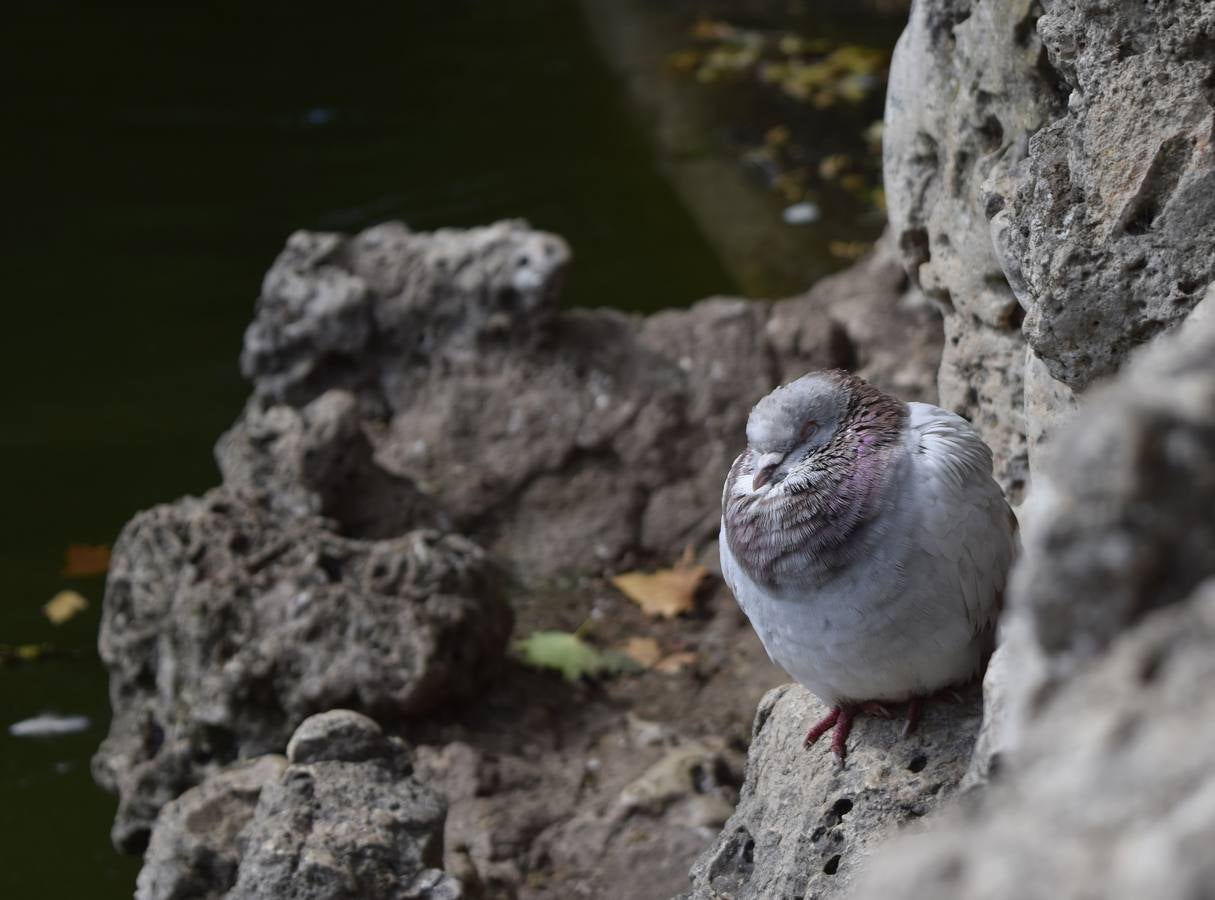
[1,3,732,895]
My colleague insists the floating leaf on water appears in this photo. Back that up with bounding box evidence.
[0,643,56,665]
[835,73,871,103]
[829,44,887,75]
[668,49,701,74]
[618,636,663,669]
[840,173,867,192]
[818,154,852,181]
[611,553,707,619]
[778,34,806,56]
[773,171,808,203]
[44,590,88,625]
[63,544,110,577]
[764,124,791,147]
[691,18,733,42]
[864,120,885,149]
[758,61,788,85]
[829,240,872,261]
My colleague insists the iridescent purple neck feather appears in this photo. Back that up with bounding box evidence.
[723,371,908,588]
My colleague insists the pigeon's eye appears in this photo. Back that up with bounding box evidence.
[798,419,818,442]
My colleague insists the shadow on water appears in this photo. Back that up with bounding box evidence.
[1,3,730,895]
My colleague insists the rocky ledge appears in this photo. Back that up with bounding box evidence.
[93,215,940,892]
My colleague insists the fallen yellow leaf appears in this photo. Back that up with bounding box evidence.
[611,557,707,619]
[619,636,663,668]
[44,590,88,625]
[829,240,871,260]
[764,124,791,147]
[818,153,852,181]
[668,49,701,74]
[0,643,55,665]
[654,651,698,674]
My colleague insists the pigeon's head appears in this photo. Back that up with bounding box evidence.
[745,371,850,491]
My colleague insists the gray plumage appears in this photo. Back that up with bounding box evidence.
[720,370,1016,718]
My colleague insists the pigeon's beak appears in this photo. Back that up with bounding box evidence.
[752,452,786,491]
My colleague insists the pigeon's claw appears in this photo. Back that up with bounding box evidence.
[803,705,859,764]
[803,707,841,747]
[829,706,857,762]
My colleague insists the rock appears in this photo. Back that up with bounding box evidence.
[286,709,394,765]
[136,755,287,900]
[613,740,740,829]
[232,220,939,580]
[853,580,1215,900]
[1013,303,1215,673]
[680,683,982,899]
[229,713,459,900]
[884,0,1064,501]
[138,713,461,900]
[241,221,569,408]
[533,736,744,900]
[93,491,510,852]
[885,0,1214,503]
[848,300,1215,899]
[414,741,571,900]
[1005,0,1215,391]
[216,389,443,539]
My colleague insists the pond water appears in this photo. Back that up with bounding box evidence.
[0,2,897,895]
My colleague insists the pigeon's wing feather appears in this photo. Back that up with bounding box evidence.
[904,402,1017,639]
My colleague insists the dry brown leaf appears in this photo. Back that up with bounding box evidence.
[654,651,698,674]
[63,544,111,577]
[612,560,707,620]
[44,590,88,625]
[618,636,663,668]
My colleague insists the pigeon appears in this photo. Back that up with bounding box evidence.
[720,370,1016,761]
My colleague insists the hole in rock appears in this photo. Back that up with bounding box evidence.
[318,553,344,582]
[823,855,841,875]
[831,798,853,817]
[908,755,928,773]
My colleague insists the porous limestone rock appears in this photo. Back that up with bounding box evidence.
[885,0,1214,502]
[229,711,460,900]
[136,755,287,900]
[234,221,940,579]
[884,0,1065,501]
[1004,0,1215,391]
[137,712,461,900]
[680,684,982,900]
[93,493,510,852]
[854,581,1215,900]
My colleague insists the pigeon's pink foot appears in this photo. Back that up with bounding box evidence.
[804,705,858,763]
[829,707,857,760]
[803,707,840,747]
